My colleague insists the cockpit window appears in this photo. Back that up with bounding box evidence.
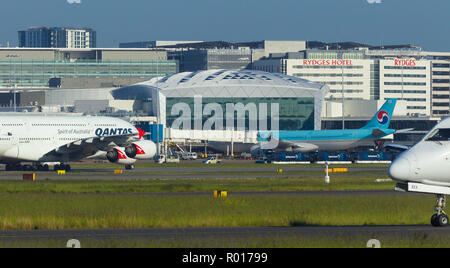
[425,128,450,141]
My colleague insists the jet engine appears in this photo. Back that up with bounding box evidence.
[106,147,137,165]
[124,140,157,160]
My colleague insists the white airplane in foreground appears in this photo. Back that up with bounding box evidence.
[0,115,157,171]
[389,117,450,227]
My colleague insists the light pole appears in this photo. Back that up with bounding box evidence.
[13,60,17,112]
[340,51,345,130]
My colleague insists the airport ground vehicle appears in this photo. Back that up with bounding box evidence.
[166,155,181,163]
[255,157,271,164]
[182,152,198,160]
[154,155,166,164]
[0,115,156,171]
[203,157,220,165]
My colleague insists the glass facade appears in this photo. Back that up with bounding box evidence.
[166,97,315,131]
[0,60,179,87]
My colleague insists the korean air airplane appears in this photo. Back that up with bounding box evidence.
[257,99,398,153]
[0,115,157,172]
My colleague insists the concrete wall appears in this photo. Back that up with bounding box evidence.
[60,77,149,89]
[101,50,167,61]
[263,41,307,57]
[45,88,114,106]
[0,49,55,61]
[20,91,46,106]
[74,99,142,114]
[323,99,408,118]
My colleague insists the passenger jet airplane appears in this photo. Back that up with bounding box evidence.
[257,98,398,153]
[0,115,157,171]
[389,117,450,227]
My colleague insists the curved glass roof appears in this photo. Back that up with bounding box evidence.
[140,69,324,90]
[113,69,328,100]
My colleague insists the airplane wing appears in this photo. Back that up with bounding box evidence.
[384,144,410,152]
[372,128,415,139]
[372,128,387,138]
[395,128,415,134]
[43,131,142,159]
[258,138,319,153]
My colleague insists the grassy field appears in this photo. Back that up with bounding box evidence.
[0,193,435,231]
[1,162,444,248]
[0,176,395,193]
[0,192,447,248]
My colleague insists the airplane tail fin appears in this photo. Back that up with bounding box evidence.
[361,99,397,129]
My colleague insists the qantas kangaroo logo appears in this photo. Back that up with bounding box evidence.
[115,148,128,159]
[135,144,146,155]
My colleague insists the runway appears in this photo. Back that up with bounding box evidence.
[0,225,448,245]
[0,166,388,180]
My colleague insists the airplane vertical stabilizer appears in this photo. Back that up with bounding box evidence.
[361,99,397,130]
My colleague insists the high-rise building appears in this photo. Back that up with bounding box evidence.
[253,47,450,117]
[18,27,96,48]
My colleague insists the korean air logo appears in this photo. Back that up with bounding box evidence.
[377,111,389,125]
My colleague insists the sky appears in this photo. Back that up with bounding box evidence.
[0,0,449,51]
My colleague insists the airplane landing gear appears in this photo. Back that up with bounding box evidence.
[5,164,50,172]
[54,164,71,172]
[431,195,448,227]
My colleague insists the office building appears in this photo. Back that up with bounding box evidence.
[0,48,178,88]
[253,47,450,117]
[18,27,96,48]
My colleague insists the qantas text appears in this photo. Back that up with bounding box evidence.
[95,128,134,137]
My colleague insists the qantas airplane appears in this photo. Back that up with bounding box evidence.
[389,117,450,227]
[0,115,157,172]
[257,99,398,153]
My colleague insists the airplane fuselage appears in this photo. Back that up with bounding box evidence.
[391,141,450,187]
[0,115,138,163]
[388,117,450,227]
[260,128,396,152]
[389,119,450,187]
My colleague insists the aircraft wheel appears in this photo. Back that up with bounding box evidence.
[43,164,49,172]
[59,164,66,171]
[438,214,449,227]
[431,214,440,227]
[65,165,71,172]
[125,165,135,170]
[54,164,60,171]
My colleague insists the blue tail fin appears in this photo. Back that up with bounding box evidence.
[361,99,397,129]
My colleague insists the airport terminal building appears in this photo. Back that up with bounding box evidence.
[113,69,328,144]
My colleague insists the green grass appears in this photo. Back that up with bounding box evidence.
[1,162,435,248]
[0,193,435,231]
[0,176,395,193]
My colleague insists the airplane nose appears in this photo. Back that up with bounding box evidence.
[388,156,411,181]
